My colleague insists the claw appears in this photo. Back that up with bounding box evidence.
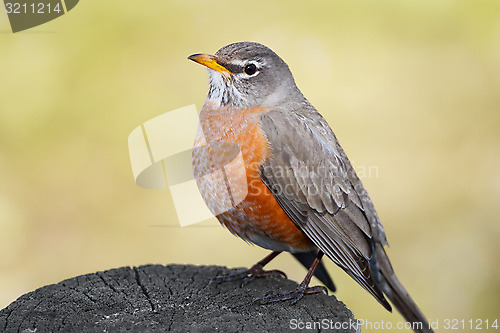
[210,271,248,284]
[241,269,287,286]
[211,266,287,287]
[260,285,328,305]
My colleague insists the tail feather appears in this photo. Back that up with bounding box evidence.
[374,243,434,333]
[292,251,336,292]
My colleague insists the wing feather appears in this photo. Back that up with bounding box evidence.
[259,108,391,309]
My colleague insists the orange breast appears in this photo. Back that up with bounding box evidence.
[192,103,313,252]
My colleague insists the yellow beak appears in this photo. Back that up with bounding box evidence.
[188,53,232,77]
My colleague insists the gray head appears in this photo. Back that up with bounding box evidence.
[188,42,304,109]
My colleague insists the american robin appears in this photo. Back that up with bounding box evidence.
[189,42,433,333]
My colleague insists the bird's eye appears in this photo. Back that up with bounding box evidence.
[244,63,257,75]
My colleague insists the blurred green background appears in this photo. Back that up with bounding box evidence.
[1,0,499,329]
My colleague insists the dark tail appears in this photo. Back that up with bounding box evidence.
[373,243,434,333]
[292,251,336,292]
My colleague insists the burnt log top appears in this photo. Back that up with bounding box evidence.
[0,264,357,332]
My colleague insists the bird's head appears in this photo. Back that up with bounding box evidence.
[188,42,303,109]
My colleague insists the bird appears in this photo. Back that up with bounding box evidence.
[189,42,434,333]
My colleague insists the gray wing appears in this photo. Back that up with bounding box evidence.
[259,107,391,309]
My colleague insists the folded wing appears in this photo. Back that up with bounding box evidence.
[259,107,391,310]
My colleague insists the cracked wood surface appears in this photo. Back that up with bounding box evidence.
[0,264,357,332]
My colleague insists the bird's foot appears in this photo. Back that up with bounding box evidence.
[211,264,287,287]
[260,285,328,305]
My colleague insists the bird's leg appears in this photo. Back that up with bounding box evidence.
[260,251,328,305]
[211,251,287,287]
